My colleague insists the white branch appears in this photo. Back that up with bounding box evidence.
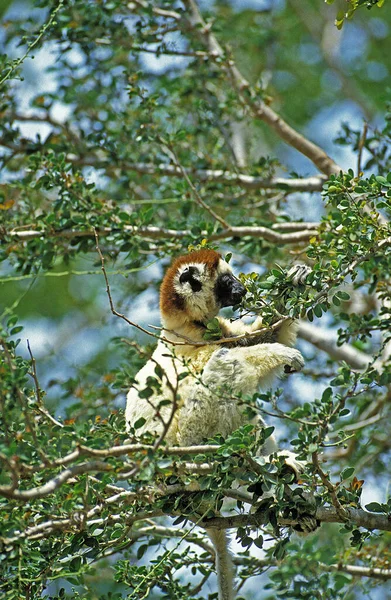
[8,224,319,244]
[298,321,372,370]
[35,442,223,470]
[104,162,327,192]
[4,501,391,547]
[0,444,223,500]
[324,563,391,581]
[234,555,391,580]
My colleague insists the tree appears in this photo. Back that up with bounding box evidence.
[1,0,391,598]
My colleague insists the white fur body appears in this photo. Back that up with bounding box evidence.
[125,315,302,450]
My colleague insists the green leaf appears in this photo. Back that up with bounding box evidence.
[339,408,350,417]
[340,467,354,480]
[138,387,153,399]
[365,502,385,513]
[134,417,146,429]
[254,535,264,548]
[336,291,351,301]
[137,544,148,559]
[10,326,23,335]
[313,304,323,318]
[7,316,18,328]
[332,295,341,306]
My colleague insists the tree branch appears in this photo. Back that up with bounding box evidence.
[182,0,342,176]
[0,461,113,500]
[201,505,391,532]
[0,133,329,191]
[130,0,182,21]
[94,161,327,192]
[9,223,319,244]
[3,500,391,548]
[323,563,391,581]
[298,322,371,370]
[234,555,391,580]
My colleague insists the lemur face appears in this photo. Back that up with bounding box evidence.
[160,249,246,324]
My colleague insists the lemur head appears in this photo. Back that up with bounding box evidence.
[160,249,246,329]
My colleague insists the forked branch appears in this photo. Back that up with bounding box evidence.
[182,0,342,176]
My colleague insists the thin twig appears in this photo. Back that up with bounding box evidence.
[162,140,230,228]
[312,451,348,521]
[0,461,113,500]
[1,339,49,465]
[27,340,64,428]
[93,228,179,345]
[0,0,64,86]
[357,121,368,176]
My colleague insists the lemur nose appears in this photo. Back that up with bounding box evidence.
[231,281,246,302]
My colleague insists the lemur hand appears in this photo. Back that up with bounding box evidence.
[283,348,305,373]
[287,264,312,286]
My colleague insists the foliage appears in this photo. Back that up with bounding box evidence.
[325,0,386,29]
[1,0,391,599]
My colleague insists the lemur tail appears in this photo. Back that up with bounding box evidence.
[207,528,235,600]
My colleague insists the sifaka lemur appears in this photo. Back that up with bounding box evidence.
[126,249,307,600]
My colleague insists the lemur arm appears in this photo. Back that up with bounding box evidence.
[217,315,298,348]
[177,343,304,445]
[216,262,312,348]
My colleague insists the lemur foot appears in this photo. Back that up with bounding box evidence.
[285,489,320,534]
[283,348,305,374]
[293,514,320,534]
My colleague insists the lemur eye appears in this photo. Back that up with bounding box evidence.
[179,266,202,292]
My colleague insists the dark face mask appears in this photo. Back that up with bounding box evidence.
[179,266,202,292]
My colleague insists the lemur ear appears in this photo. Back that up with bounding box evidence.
[179,266,202,292]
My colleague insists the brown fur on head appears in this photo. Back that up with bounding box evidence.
[160,249,246,331]
[160,249,221,315]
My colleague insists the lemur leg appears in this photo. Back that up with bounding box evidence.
[214,344,305,476]
[204,344,304,475]
[178,343,304,474]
